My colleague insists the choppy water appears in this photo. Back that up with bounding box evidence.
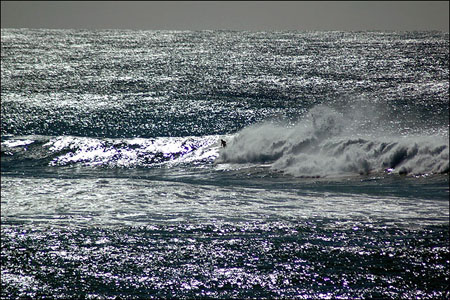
[1,29,449,299]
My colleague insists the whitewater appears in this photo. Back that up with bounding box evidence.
[219,105,449,177]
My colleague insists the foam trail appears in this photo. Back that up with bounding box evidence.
[218,106,449,177]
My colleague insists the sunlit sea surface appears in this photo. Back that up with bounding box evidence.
[1,29,449,299]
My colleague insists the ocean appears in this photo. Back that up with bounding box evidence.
[1,29,449,299]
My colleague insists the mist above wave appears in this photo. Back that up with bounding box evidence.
[218,106,449,177]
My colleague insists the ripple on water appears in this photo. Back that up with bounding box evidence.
[1,221,448,299]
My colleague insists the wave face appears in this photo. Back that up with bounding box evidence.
[218,106,449,177]
[1,135,220,171]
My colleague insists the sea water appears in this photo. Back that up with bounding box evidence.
[1,29,449,299]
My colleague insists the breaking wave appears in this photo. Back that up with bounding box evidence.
[1,135,221,169]
[218,106,449,177]
[2,106,448,178]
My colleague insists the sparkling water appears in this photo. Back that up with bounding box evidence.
[1,29,449,298]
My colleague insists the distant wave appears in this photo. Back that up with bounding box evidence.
[218,106,449,177]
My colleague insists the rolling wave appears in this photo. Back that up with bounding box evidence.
[1,135,221,169]
[2,107,448,178]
